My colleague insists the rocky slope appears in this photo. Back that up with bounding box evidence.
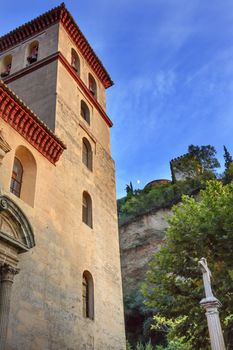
[119,207,173,344]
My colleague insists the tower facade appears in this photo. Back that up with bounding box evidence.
[0,4,125,350]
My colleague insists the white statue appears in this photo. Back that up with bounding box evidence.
[198,257,226,350]
[198,257,214,298]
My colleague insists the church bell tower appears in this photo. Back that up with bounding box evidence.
[0,4,126,349]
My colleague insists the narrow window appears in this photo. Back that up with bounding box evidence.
[83,141,88,167]
[0,55,12,78]
[82,195,88,224]
[88,74,97,99]
[82,275,88,317]
[82,191,92,228]
[71,49,80,76]
[81,100,90,124]
[27,41,39,65]
[82,138,92,171]
[10,146,37,206]
[82,271,94,320]
[10,158,23,197]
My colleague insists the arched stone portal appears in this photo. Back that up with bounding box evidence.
[0,195,35,350]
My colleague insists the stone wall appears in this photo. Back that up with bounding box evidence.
[0,17,125,350]
[0,24,59,75]
[58,25,106,110]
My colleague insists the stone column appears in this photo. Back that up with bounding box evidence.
[0,264,19,350]
[200,297,226,350]
[199,258,226,350]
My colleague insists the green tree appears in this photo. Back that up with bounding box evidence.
[136,341,153,350]
[126,181,134,197]
[126,340,154,350]
[223,146,233,184]
[223,146,233,170]
[142,181,233,349]
[126,340,133,350]
[124,285,160,346]
[156,338,189,350]
[188,144,220,174]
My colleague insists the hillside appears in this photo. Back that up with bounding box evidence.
[118,178,201,226]
[118,178,203,345]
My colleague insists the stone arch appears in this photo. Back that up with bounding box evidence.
[0,195,35,254]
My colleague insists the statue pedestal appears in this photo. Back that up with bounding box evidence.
[200,297,226,350]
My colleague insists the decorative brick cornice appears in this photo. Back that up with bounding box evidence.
[3,52,113,127]
[0,3,113,89]
[0,80,66,165]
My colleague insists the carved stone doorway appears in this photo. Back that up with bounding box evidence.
[0,195,35,350]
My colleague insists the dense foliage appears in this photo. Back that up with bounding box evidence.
[118,179,202,225]
[187,144,220,173]
[124,285,160,346]
[223,146,233,184]
[126,336,189,349]
[126,340,154,350]
[121,145,233,347]
[118,144,221,226]
[142,181,233,349]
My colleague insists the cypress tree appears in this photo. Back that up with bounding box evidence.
[223,145,233,171]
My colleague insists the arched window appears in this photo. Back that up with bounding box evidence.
[82,191,92,228]
[88,74,97,99]
[81,100,90,124]
[0,55,12,78]
[71,48,80,76]
[82,138,92,171]
[10,158,23,197]
[10,146,37,206]
[27,41,39,65]
[82,271,94,320]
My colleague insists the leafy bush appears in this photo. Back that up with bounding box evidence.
[118,144,223,225]
[143,181,233,349]
[126,340,133,350]
[156,338,190,350]
[127,341,154,350]
[118,180,203,226]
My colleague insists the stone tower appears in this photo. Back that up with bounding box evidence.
[0,3,126,349]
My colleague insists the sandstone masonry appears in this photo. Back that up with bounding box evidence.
[0,4,125,350]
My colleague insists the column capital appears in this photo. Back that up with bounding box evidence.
[200,296,221,310]
[0,264,19,283]
[0,130,11,166]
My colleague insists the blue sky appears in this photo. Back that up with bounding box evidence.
[1,1,233,198]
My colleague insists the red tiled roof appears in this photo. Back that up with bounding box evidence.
[0,3,113,89]
[0,80,66,164]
